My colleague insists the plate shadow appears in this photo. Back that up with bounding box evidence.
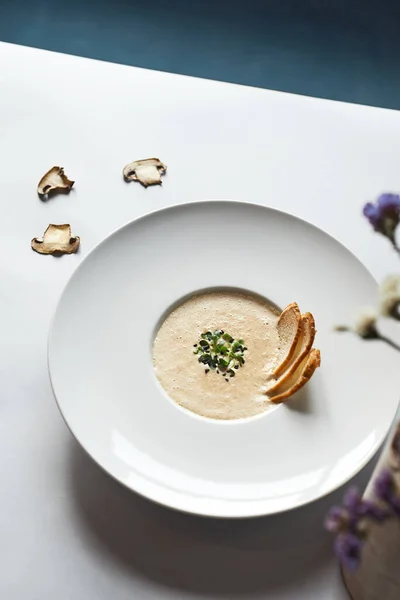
[69,438,378,596]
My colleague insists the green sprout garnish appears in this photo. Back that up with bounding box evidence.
[193,330,247,380]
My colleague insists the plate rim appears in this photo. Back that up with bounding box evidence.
[48,199,396,518]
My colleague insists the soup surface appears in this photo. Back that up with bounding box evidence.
[153,290,280,420]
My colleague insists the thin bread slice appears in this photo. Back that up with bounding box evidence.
[268,348,321,404]
[267,312,316,394]
[271,302,302,377]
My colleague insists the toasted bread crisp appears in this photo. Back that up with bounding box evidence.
[268,349,321,404]
[267,312,316,395]
[271,302,301,377]
[265,303,320,403]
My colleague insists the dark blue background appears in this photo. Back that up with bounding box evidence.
[0,0,398,108]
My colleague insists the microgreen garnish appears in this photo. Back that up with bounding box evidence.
[193,330,247,379]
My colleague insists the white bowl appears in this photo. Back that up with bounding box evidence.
[48,201,399,517]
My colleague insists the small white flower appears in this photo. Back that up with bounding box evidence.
[379,275,400,317]
[354,307,378,338]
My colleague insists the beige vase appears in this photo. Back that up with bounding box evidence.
[342,422,400,600]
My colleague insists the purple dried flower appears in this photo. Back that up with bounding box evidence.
[343,487,362,513]
[343,486,388,523]
[392,426,400,461]
[374,469,400,516]
[334,532,364,571]
[358,499,389,521]
[325,483,392,570]
[375,469,394,498]
[325,506,349,533]
[363,193,400,245]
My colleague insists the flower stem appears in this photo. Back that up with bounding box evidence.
[376,333,400,352]
[336,327,400,352]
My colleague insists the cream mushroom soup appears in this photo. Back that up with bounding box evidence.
[153,290,280,420]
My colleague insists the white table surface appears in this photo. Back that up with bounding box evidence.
[1,41,400,599]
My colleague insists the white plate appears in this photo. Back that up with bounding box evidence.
[49,201,399,517]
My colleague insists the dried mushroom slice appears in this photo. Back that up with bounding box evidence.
[123,158,167,187]
[37,166,74,197]
[31,224,80,255]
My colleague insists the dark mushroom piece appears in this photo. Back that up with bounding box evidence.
[123,158,167,187]
[31,224,80,255]
[37,166,74,197]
